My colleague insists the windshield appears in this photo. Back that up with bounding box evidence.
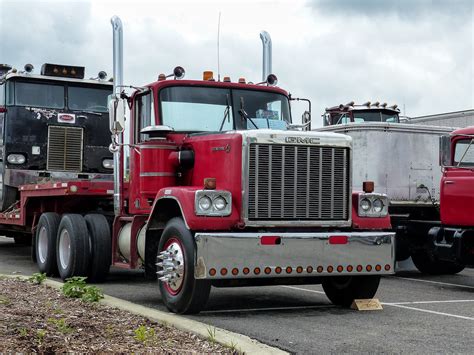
[68,86,111,112]
[160,86,290,132]
[454,139,474,167]
[14,81,64,109]
[352,110,399,123]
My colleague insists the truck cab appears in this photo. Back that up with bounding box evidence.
[433,127,474,269]
[323,101,400,126]
[0,63,113,210]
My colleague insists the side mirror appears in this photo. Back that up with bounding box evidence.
[439,135,451,167]
[302,111,311,131]
[108,94,126,134]
[323,113,331,126]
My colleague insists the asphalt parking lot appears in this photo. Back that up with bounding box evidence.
[1,237,473,354]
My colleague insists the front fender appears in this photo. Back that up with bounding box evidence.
[148,187,241,231]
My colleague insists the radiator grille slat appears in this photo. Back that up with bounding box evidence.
[47,126,84,172]
[248,144,350,221]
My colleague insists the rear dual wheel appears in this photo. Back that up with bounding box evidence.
[157,217,211,314]
[35,213,111,281]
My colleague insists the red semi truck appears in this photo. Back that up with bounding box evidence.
[0,17,395,314]
[319,102,473,273]
[427,127,474,272]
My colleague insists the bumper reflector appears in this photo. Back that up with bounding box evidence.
[329,235,348,245]
[260,236,281,245]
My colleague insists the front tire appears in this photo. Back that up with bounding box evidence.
[35,213,61,275]
[322,276,381,307]
[412,250,465,275]
[157,217,211,314]
[56,214,91,280]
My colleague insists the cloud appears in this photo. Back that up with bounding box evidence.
[0,0,472,126]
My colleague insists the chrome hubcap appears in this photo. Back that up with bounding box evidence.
[58,229,71,270]
[38,226,48,264]
[156,241,185,292]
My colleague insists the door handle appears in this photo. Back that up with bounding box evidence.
[444,180,455,184]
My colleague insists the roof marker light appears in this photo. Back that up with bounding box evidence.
[223,76,231,82]
[203,71,214,81]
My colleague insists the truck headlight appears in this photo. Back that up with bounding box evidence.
[102,158,114,169]
[358,193,389,217]
[7,154,26,165]
[198,196,212,211]
[373,198,384,213]
[195,190,232,216]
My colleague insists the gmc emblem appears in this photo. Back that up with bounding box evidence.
[285,137,320,144]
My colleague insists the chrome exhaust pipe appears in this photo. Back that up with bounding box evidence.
[259,31,272,81]
[111,15,123,215]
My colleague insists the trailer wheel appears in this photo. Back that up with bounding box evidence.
[56,214,91,280]
[412,251,465,275]
[157,217,211,314]
[35,213,61,275]
[322,275,381,307]
[84,214,112,283]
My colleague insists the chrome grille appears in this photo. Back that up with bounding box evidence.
[248,144,350,221]
[47,126,83,172]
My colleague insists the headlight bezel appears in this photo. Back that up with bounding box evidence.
[357,193,389,217]
[195,190,232,216]
[7,153,26,165]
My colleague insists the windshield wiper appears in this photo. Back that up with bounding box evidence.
[238,97,258,129]
[218,94,231,131]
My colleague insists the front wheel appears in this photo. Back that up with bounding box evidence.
[412,250,465,275]
[157,217,211,314]
[322,276,381,307]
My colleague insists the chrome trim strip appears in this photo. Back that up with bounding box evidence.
[140,172,176,177]
[194,231,395,279]
[139,145,178,150]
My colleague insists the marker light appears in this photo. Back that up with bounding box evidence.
[98,71,107,80]
[238,77,246,84]
[158,73,166,81]
[24,63,34,73]
[203,71,213,81]
[223,76,231,82]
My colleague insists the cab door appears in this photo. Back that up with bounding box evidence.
[440,138,474,226]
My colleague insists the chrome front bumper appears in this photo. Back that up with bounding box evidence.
[194,232,395,279]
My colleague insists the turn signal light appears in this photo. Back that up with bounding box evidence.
[363,181,375,193]
[204,177,216,190]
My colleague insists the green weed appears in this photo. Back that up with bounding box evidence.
[28,272,47,285]
[61,276,103,302]
[134,324,156,344]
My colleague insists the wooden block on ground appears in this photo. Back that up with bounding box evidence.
[350,298,383,311]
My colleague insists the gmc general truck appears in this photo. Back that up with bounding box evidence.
[319,102,473,274]
[0,17,395,314]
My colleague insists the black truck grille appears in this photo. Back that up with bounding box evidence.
[47,126,83,172]
[248,144,350,221]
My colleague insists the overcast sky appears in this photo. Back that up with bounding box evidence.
[0,0,472,126]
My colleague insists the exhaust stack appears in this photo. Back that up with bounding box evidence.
[111,15,123,215]
[259,31,272,82]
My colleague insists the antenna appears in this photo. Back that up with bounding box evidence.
[217,11,221,82]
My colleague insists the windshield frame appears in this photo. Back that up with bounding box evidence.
[5,78,112,113]
[157,84,292,133]
[351,109,400,123]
